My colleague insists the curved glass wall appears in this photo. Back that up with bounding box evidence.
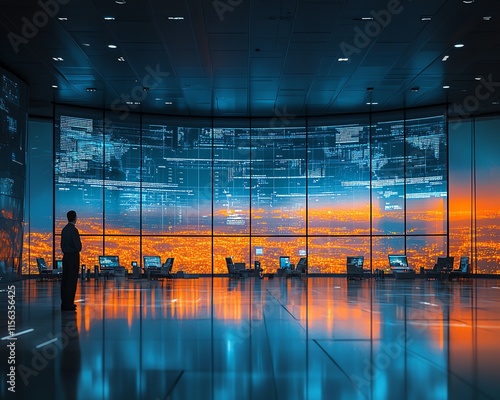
[0,67,27,281]
[23,104,500,275]
[31,104,449,275]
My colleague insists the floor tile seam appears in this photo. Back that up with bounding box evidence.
[262,311,279,400]
[265,288,302,324]
[164,370,185,398]
[312,338,369,400]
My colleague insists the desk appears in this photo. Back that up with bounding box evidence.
[393,269,416,279]
[276,268,291,277]
[100,267,126,279]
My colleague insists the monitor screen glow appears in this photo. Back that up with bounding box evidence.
[143,256,161,269]
[255,247,263,256]
[280,256,290,269]
[99,256,120,268]
[347,256,364,268]
[388,255,408,269]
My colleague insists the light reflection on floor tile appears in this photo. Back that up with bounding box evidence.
[1,277,500,399]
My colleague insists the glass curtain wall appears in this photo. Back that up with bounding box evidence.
[307,114,371,273]
[474,117,500,274]
[20,106,480,274]
[24,119,53,274]
[25,106,500,274]
[448,116,500,274]
[1,67,27,279]
[47,105,452,274]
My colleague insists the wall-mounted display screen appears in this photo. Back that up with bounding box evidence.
[52,107,448,273]
[0,67,27,279]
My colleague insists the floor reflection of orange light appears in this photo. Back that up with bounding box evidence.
[150,290,156,320]
[83,309,90,333]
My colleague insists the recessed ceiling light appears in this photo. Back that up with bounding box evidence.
[51,85,58,89]
[86,88,97,92]
[165,101,173,105]
[366,102,378,105]
[104,17,115,21]
[108,44,117,49]
[52,57,64,61]
[463,0,474,3]
[483,16,492,21]
[338,57,349,62]
[492,101,499,105]
[454,43,464,48]
[475,77,481,81]
[58,17,68,21]
[442,55,450,61]
[115,0,126,4]
[117,56,125,61]
[443,85,450,89]
[126,101,140,105]
[421,16,432,21]
[411,87,419,92]
[168,16,184,20]
[82,43,90,47]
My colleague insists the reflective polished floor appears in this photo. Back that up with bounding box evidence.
[1,276,500,400]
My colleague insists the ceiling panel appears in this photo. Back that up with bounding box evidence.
[0,0,499,117]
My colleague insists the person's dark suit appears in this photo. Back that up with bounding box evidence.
[61,221,82,309]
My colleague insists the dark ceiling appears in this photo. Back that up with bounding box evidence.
[1,0,500,119]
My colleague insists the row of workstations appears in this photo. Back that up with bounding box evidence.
[37,254,305,281]
[36,254,471,282]
[346,255,471,281]
[225,256,308,279]
[36,255,175,281]
[97,255,175,280]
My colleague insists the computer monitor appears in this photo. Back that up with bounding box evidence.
[280,256,291,269]
[347,256,364,268]
[36,258,48,270]
[460,256,469,271]
[143,256,162,269]
[99,255,120,269]
[436,256,454,271]
[388,255,408,270]
[255,247,263,256]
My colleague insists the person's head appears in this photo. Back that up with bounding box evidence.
[67,210,77,223]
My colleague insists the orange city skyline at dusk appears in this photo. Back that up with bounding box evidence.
[23,208,500,275]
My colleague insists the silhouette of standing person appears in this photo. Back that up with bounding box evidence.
[61,210,82,311]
